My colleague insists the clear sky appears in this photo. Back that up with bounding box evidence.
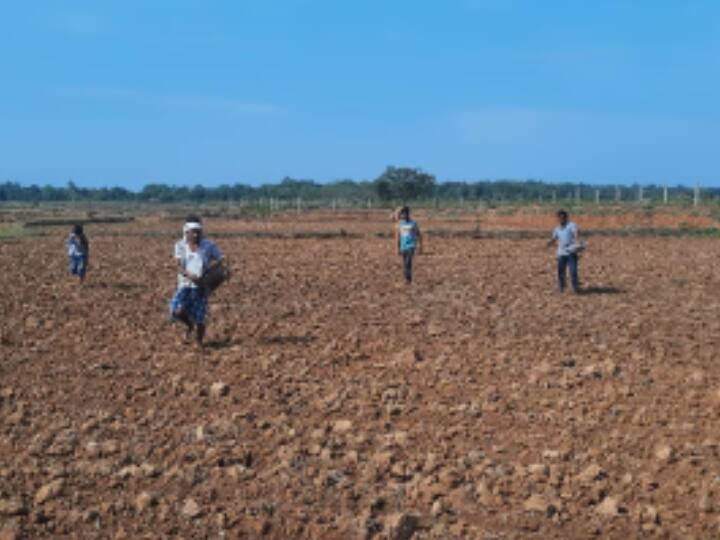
[1,1,718,189]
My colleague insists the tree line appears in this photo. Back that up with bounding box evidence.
[0,168,714,204]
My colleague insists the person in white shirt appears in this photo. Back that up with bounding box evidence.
[394,206,422,284]
[547,210,581,293]
[66,224,89,283]
[168,215,224,345]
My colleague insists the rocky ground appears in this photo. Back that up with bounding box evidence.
[2,214,720,539]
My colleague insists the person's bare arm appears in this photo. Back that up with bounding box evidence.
[395,226,401,255]
[546,237,556,248]
[220,258,230,280]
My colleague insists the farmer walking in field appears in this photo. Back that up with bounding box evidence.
[66,224,89,283]
[395,206,422,284]
[547,210,584,293]
[169,215,226,346]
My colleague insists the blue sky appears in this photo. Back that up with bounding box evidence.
[1,0,718,189]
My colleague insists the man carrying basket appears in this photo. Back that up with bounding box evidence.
[547,209,585,294]
[169,215,227,346]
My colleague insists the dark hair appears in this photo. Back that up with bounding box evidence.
[399,206,410,219]
[557,210,568,219]
[185,214,202,224]
[72,224,88,250]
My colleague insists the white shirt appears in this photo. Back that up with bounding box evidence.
[552,222,578,257]
[174,238,223,288]
[66,234,87,257]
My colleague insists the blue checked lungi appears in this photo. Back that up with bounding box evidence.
[169,287,208,325]
[69,254,87,278]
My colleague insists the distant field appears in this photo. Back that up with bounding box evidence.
[1,202,718,239]
[1,208,720,538]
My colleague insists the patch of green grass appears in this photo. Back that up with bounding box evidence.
[0,223,46,241]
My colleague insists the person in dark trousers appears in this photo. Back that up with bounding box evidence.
[169,215,225,346]
[547,210,581,293]
[395,206,422,284]
[66,224,89,283]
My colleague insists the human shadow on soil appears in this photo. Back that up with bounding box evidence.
[260,335,316,345]
[579,286,624,295]
[87,281,144,291]
[203,339,237,350]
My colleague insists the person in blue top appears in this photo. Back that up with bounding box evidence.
[547,210,582,293]
[169,215,225,346]
[66,224,89,283]
[395,206,423,284]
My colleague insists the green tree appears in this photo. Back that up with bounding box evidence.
[373,166,436,202]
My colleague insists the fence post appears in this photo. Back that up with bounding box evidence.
[694,182,700,208]
[663,184,668,204]
[552,191,556,203]
[296,196,301,215]
[638,186,643,203]
[595,189,600,204]
[615,185,620,202]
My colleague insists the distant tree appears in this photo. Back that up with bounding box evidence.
[437,181,472,200]
[230,183,255,200]
[190,184,207,202]
[373,166,436,202]
[67,180,83,201]
[0,178,715,204]
[107,186,133,200]
[141,184,175,202]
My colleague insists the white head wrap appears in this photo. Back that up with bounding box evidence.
[183,221,203,234]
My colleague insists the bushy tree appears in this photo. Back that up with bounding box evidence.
[373,166,436,202]
[0,178,713,204]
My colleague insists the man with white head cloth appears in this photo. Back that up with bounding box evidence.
[168,214,225,346]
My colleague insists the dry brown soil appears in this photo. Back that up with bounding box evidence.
[1,212,720,539]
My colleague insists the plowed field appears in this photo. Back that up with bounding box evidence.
[2,211,720,539]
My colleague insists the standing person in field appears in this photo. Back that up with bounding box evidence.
[169,215,225,346]
[547,209,582,293]
[66,224,89,283]
[395,206,422,284]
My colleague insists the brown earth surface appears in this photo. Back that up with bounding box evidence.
[135,206,718,235]
[4,204,718,237]
[2,214,720,539]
